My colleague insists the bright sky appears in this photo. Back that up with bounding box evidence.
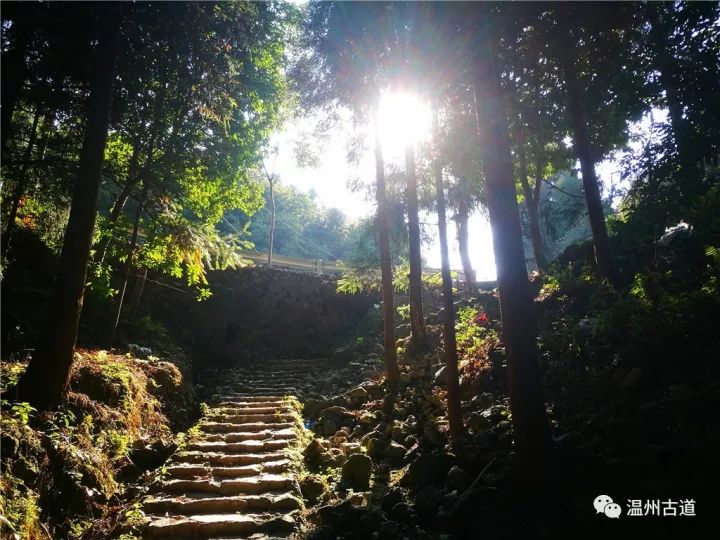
[270,100,666,281]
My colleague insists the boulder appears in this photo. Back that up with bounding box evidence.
[384,441,407,462]
[446,466,472,493]
[304,438,332,469]
[323,418,338,436]
[414,485,443,515]
[390,502,417,524]
[349,386,369,406]
[341,454,373,491]
[301,474,327,504]
[400,453,454,488]
[381,486,405,511]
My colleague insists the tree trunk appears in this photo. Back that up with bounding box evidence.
[2,103,42,257]
[129,267,148,319]
[473,32,552,479]
[374,110,400,387]
[562,52,616,283]
[647,5,697,183]
[404,144,429,351]
[17,7,122,410]
[268,177,276,266]
[455,203,476,286]
[433,136,464,440]
[110,194,144,347]
[517,134,546,272]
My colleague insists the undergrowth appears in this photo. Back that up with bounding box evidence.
[0,349,197,539]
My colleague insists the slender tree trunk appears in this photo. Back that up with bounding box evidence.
[433,137,463,440]
[94,143,141,266]
[129,267,148,318]
[454,204,476,286]
[517,135,546,272]
[473,32,551,479]
[562,51,616,282]
[268,177,276,266]
[18,7,122,410]
[2,104,42,257]
[374,110,400,387]
[404,144,429,351]
[110,194,144,347]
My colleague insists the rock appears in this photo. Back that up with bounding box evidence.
[323,418,338,436]
[400,453,453,488]
[304,397,332,418]
[306,525,338,540]
[390,502,417,524]
[341,454,373,491]
[471,393,493,409]
[305,439,332,469]
[301,474,327,504]
[366,437,387,459]
[382,487,405,511]
[385,441,407,462]
[395,323,411,338]
[390,422,407,442]
[414,485,443,515]
[362,381,384,398]
[423,422,446,447]
[408,367,426,380]
[433,366,448,387]
[332,346,355,363]
[375,463,390,481]
[341,442,362,456]
[349,386,369,406]
[127,343,152,358]
[622,367,645,388]
[446,466,472,493]
[468,412,490,433]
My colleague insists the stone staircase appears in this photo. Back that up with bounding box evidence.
[143,359,322,539]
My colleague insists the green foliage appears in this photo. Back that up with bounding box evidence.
[396,304,410,320]
[455,306,496,360]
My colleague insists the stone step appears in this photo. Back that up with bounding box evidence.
[144,492,302,515]
[200,421,295,434]
[145,512,296,538]
[202,428,295,443]
[203,413,295,424]
[214,395,288,403]
[211,406,293,416]
[173,451,288,467]
[164,461,290,480]
[186,439,290,454]
[145,514,256,538]
[158,474,293,496]
[227,387,297,395]
[215,400,286,408]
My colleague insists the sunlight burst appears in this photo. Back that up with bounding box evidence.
[377,90,432,159]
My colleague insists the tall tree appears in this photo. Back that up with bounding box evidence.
[404,143,429,351]
[18,5,122,409]
[433,116,463,439]
[558,41,615,281]
[375,111,401,386]
[472,13,552,478]
[299,1,402,385]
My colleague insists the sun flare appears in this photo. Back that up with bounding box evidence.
[377,90,432,159]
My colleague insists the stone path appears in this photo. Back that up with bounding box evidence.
[143,359,321,539]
